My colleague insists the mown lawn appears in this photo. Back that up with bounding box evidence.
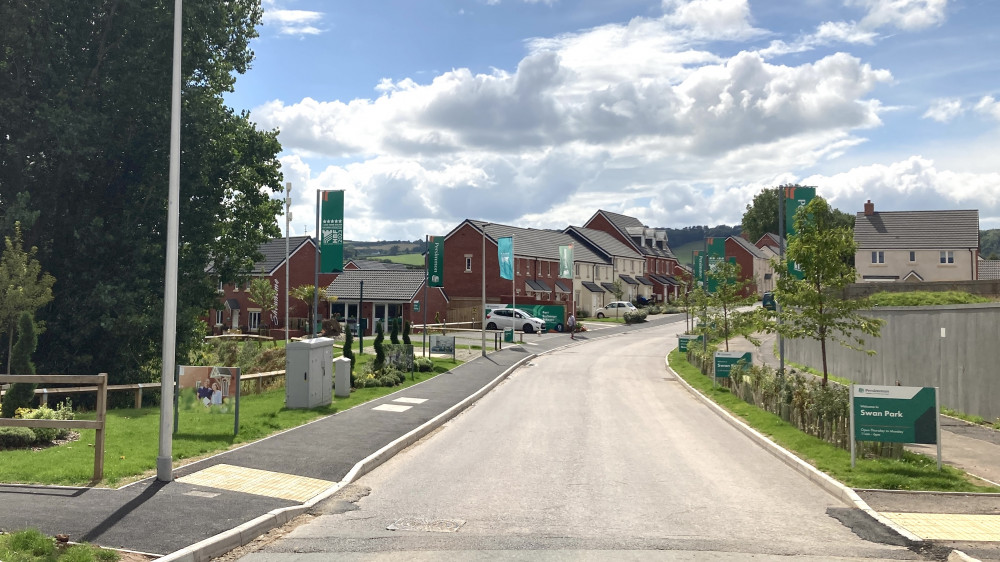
[0,358,459,487]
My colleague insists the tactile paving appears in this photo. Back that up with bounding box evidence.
[176,463,334,502]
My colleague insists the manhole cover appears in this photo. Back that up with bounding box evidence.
[387,517,466,533]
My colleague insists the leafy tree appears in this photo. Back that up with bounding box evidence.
[373,321,385,372]
[290,285,335,335]
[1,312,38,417]
[705,260,758,351]
[0,1,283,384]
[611,280,625,303]
[771,197,882,386]
[0,222,55,373]
[247,275,277,334]
[343,327,356,386]
[741,188,781,243]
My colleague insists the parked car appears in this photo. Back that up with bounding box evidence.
[594,301,638,318]
[484,307,546,333]
[761,292,776,311]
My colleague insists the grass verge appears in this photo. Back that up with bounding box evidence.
[0,358,460,487]
[0,528,119,561]
[668,349,999,493]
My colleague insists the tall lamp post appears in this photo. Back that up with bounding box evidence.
[157,0,183,483]
[285,182,291,345]
[481,223,488,357]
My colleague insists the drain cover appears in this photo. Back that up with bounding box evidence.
[387,517,465,533]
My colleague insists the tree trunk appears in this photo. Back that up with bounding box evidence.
[820,336,829,387]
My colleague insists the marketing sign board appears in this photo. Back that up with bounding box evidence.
[319,190,344,273]
[783,186,815,280]
[705,238,728,293]
[427,235,444,287]
[713,351,751,379]
[692,250,705,288]
[677,334,702,351]
[851,385,938,444]
[850,384,940,469]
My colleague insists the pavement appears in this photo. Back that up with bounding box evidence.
[0,315,997,561]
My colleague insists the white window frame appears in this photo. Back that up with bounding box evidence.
[464,254,472,272]
[871,251,885,264]
[940,250,954,264]
[908,251,916,263]
[215,310,224,326]
[248,310,261,331]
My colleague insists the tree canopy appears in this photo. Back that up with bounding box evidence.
[0,1,283,382]
[742,185,856,245]
[771,197,882,385]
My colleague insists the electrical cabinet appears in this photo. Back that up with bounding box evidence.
[285,337,335,408]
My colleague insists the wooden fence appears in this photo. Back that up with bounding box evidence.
[0,374,107,481]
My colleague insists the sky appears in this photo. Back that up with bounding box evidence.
[225,0,1000,241]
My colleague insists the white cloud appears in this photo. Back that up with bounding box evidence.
[852,0,949,32]
[661,0,765,40]
[975,96,1000,121]
[263,8,325,36]
[922,98,965,122]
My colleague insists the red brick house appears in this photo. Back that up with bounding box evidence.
[582,209,685,302]
[210,236,338,338]
[725,235,774,297]
[324,269,447,337]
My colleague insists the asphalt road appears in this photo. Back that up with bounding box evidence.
[237,320,925,561]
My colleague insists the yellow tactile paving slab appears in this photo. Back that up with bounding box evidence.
[882,512,1000,542]
[176,463,334,502]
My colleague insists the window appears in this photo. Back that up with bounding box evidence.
[871,251,884,264]
[940,251,954,264]
[217,281,224,293]
[465,255,472,272]
[575,264,580,277]
[215,310,224,325]
[630,261,635,273]
[909,251,916,262]
[248,311,261,331]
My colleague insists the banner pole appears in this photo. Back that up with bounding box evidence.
[850,385,856,468]
[935,386,942,471]
[313,190,320,339]
[424,235,429,358]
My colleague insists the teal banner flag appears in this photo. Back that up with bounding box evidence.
[498,236,514,280]
[558,244,573,278]
[427,236,444,287]
[319,190,344,273]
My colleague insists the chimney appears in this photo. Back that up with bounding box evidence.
[864,200,875,216]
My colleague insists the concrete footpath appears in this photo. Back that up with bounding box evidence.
[1,316,998,561]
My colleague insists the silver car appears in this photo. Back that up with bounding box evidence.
[484,308,546,333]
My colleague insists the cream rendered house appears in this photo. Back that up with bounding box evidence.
[854,201,979,282]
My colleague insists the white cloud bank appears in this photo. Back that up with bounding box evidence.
[257,0,1000,239]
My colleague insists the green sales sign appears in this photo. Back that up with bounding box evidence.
[677,334,702,351]
[713,351,751,378]
[427,235,444,287]
[319,190,344,273]
[783,186,815,280]
[851,385,938,444]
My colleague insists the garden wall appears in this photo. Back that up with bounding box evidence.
[784,303,1000,421]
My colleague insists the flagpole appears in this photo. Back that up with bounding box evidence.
[423,234,429,358]
[511,234,516,324]
[481,225,487,357]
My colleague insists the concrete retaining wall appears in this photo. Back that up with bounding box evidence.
[784,303,1000,421]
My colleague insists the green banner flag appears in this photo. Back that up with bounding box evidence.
[498,236,513,280]
[559,244,573,278]
[705,237,727,293]
[784,186,815,280]
[319,190,344,273]
[428,235,444,287]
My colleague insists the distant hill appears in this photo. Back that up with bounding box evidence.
[665,225,742,265]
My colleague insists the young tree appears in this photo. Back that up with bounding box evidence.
[772,197,882,386]
[705,260,758,351]
[0,222,55,373]
[1,312,38,417]
[247,275,277,334]
[343,327,356,386]
[373,321,386,372]
[402,320,411,345]
[389,317,400,344]
[289,285,334,335]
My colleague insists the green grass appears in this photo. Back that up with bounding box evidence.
[382,253,425,266]
[668,349,999,492]
[583,316,625,323]
[0,528,120,561]
[0,358,459,487]
[868,290,992,306]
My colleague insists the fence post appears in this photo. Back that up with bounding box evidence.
[94,373,108,481]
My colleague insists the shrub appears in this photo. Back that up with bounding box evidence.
[402,320,411,345]
[322,317,342,337]
[622,309,647,324]
[390,318,400,344]
[0,426,36,448]
[18,402,74,442]
[1,312,39,418]
[373,322,386,371]
[343,329,356,386]
[414,357,433,372]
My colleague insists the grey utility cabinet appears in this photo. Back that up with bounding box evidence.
[285,337,335,408]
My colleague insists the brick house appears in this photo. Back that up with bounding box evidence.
[210,236,338,337]
[440,220,620,324]
[725,235,774,297]
[854,201,980,282]
[581,209,685,302]
[324,269,447,337]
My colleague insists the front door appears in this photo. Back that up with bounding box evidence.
[231,310,240,331]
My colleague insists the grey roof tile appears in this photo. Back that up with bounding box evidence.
[854,210,979,250]
[324,270,426,302]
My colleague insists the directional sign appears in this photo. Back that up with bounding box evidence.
[714,351,751,378]
[677,334,702,351]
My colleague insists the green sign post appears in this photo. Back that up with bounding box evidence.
[677,334,702,351]
[427,235,444,287]
[713,351,751,382]
[319,190,344,273]
[783,186,815,280]
[850,385,941,469]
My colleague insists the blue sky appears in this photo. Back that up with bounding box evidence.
[227,0,1000,241]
